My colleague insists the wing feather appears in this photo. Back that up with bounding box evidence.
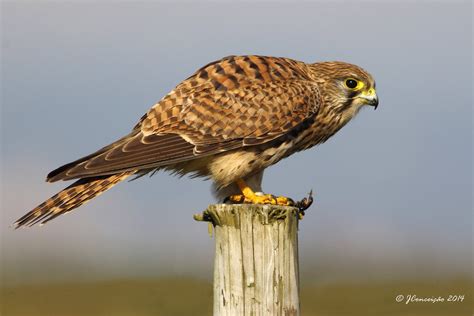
[49,55,321,182]
[50,133,197,181]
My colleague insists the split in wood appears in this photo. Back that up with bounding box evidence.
[200,203,302,314]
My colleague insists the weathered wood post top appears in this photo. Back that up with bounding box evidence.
[195,204,301,316]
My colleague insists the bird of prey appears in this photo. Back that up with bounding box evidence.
[14,55,378,228]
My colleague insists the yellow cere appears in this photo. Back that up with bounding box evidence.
[363,87,376,97]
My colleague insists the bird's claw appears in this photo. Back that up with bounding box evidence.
[295,190,314,219]
[225,193,294,207]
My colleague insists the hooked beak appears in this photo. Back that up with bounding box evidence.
[359,88,379,109]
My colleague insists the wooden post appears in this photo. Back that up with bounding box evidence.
[195,204,300,316]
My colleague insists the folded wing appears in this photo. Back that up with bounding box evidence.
[48,55,322,182]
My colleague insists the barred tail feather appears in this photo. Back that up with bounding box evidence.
[14,172,133,228]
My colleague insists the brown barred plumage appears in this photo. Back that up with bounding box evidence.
[15,55,378,227]
[14,172,133,228]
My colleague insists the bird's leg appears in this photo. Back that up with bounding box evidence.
[226,179,294,206]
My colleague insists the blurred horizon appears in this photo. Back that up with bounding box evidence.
[1,2,472,313]
[2,278,471,316]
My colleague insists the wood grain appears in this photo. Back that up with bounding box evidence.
[203,204,300,316]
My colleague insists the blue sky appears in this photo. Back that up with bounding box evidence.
[1,1,472,285]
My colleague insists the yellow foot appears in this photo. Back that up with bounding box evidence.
[225,180,314,220]
[225,179,294,206]
[227,193,294,206]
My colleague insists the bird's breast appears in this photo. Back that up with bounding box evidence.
[208,140,295,187]
[294,110,348,151]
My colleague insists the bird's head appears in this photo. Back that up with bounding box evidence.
[310,61,378,118]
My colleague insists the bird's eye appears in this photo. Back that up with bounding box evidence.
[345,79,359,89]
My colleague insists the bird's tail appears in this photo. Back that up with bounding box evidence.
[14,171,134,228]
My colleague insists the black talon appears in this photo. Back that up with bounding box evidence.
[295,190,314,216]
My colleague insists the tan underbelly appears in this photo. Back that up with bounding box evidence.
[208,140,294,186]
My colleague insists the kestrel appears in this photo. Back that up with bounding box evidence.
[15,55,378,227]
